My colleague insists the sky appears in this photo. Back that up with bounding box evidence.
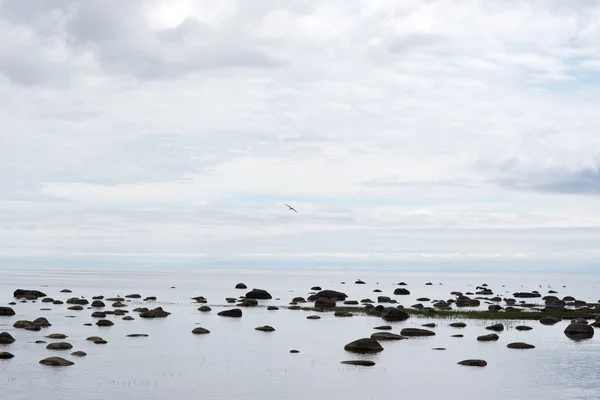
[2,0,600,270]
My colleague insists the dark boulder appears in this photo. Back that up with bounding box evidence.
[477,333,499,342]
[14,289,46,299]
[39,357,74,366]
[458,359,487,367]
[449,322,466,328]
[96,319,114,327]
[91,300,105,308]
[341,360,375,366]
[139,307,171,318]
[0,352,14,359]
[267,306,279,311]
[377,296,392,303]
[255,325,275,332]
[237,299,258,307]
[192,327,210,335]
[307,315,321,320]
[34,317,51,327]
[245,289,272,300]
[91,312,106,318]
[485,323,504,332]
[381,307,409,322]
[344,338,384,354]
[0,307,16,316]
[334,311,353,317]
[45,334,67,339]
[355,280,366,284]
[393,288,410,295]
[235,283,247,289]
[513,292,541,298]
[218,308,242,318]
[46,342,73,350]
[310,286,322,291]
[314,297,337,308]
[507,342,535,349]
[539,316,562,326]
[71,351,87,357]
[313,290,347,301]
[198,306,212,312]
[125,294,141,299]
[126,334,148,337]
[400,328,435,337]
[515,325,533,331]
[564,322,594,340]
[370,332,406,341]
[0,332,15,344]
[373,325,392,330]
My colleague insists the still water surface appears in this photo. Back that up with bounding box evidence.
[0,267,599,400]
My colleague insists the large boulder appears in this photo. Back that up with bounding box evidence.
[46,342,73,350]
[0,332,15,344]
[485,323,504,332]
[313,290,348,301]
[381,307,409,322]
[344,338,384,354]
[400,328,435,337]
[539,316,562,326]
[458,359,487,367]
[218,308,242,318]
[91,300,105,308]
[96,319,114,327]
[245,289,272,300]
[393,288,410,295]
[477,333,499,342]
[139,307,171,318]
[0,307,16,316]
[13,289,46,299]
[235,283,247,289]
[39,357,74,366]
[314,297,337,308]
[564,322,594,340]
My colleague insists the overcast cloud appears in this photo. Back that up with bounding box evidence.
[2,0,600,268]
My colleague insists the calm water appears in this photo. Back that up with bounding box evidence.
[1,266,599,400]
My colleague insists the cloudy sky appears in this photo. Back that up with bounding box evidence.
[2,0,600,270]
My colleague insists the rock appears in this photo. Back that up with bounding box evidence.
[373,325,392,330]
[192,327,210,335]
[344,338,384,354]
[125,294,141,298]
[46,342,73,350]
[400,328,435,337]
[198,306,212,312]
[238,299,258,307]
[126,334,149,337]
[91,300,105,308]
[96,319,114,327]
[311,286,322,291]
[0,307,16,316]
[267,306,279,311]
[341,360,376,366]
[290,350,299,354]
[13,321,41,331]
[449,322,466,328]
[452,334,464,338]
[539,316,562,326]
[343,300,359,305]
[45,334,68,339]
[91,312,106,318]
[393,288,410,295]
[13,289,47,299]
[516,325,533,331]
[381,307,409,322]
[35,340,46,344]
[53,300,63,305]
[307,315,321,320]
[417,297,430,302]
[86,336,104,342]
[235,283,247,289]
[71,351,87,357]
[0,332,16,344]
[488,305,502,311]
[105,297,124,302]
[425,282,433,285]
[458,359,487,367]
[397,282,407,285]
[42,298,54,303]
[477,333,499,342]
[507,342,535,349]
[255,325,275,332]
[68,305,83,311]
[513,292,541,298]
[355,280,366,284]
[314,297,337,308]
[139,307,171,318]
[112,302,127,308]
[292,297,306,303]
[0,352,14,359]
[564,322,594,340]
[422,323,436,328]
[313,290,347,301]
[377,296,392,303]
[60,289,72,293]
[334,311,353,317]
[288,306,301,310]
[122,316,134,321]
[33,317,51,327]
[192,296,207,303]
[245,289,272,300]
[144,296,157,301]
[373,289,382,293]
[218,308,242,318]
[92,296,104,300]
[66,298,88,305]
[485,323,504,332]
[39,357,74,366]
[370,332,406,341]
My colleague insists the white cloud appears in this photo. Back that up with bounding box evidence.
[2,0,600,267]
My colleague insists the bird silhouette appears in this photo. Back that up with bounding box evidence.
[284,204,298,213]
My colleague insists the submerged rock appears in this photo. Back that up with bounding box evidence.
[458,359,487,367]
[539,316,562,326]
[46,342,73,350]
[564,322,594,340]
[218,308,242,318]
[245,289,272,300]
[400,328,435,337]
[14,289,46,299]
[45,334,67,339]
[507,342,535,349]
[71,351,87,357]
[0,352,14,359]
[96,319,114,327]
[192,327,210,335]
[313,290,347,300]
[370,332,406,341]
[477,334,499,342]
[0,307,16,317]
[341,360,375,366]
[516,325,533,331]
[39,357,74,366]
[255,325,275,332]
[139,307,171,318]
[0,332,16,344]
[344,338,384,354]
[485,323,504,332]
[373,325,392,330]
[381,308,409,322]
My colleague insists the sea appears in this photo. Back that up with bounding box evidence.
[1,265,599,400]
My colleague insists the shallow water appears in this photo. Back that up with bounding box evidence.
[0,266,599,400]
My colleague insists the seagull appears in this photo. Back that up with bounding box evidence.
[284,204,298,213]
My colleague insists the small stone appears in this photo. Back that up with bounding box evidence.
[255,325,275,332]
[39,357,74,366]
[507,342,535,349]
[191,328,210,335]
[458,359,487,367]
[71,351,87,357]
[341,360,376,366]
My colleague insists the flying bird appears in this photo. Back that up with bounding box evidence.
[284,204,298,213]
